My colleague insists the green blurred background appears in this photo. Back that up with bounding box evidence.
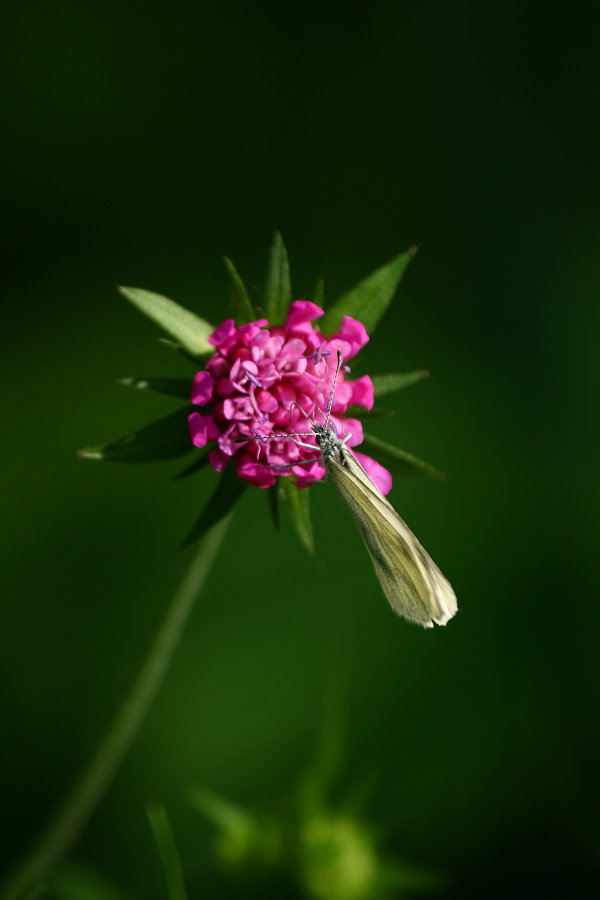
[2,1,598,897]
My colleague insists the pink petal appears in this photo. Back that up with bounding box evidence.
[222,399,236,420]
[327,337,353,363]
[266,447,295,466]
[294,460,327,485]
[217,431,238,456]
[209,319,236,348]
[332,316,370,359]
[272,405,295,426]
[190,370,214,406]
[350,375,374,410]
[329,379,352,410]
[256,390,279,413]
[336,417,363,447]
[285,300,324,330]
[279,337,307,361]
[273,383,296,407]
[352,451,393,495]
[292,373,317,395]
[208,447,228,472]
[238,320,268,344]
[207,356,230,379]
[188,412,219,448]
[215,377,236,398]
[257,334,284,357]
[237,457,276,488]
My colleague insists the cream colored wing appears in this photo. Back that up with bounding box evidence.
[327,452,457,627]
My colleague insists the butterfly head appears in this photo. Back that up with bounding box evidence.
[313,423,340,462]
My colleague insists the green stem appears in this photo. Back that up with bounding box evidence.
[0,516,231,900]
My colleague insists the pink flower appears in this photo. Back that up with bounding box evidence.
[188,301,392,494]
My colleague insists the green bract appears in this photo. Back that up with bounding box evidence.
[79,409,192,463]
[118,286,214,357]
[224,256,256,325]
[360,433,444,480]
[264,231,292,326]
[319,246,416,336]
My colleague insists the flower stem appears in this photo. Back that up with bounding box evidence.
[0,515,232,900]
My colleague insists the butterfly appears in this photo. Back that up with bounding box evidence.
[243,351,457,627]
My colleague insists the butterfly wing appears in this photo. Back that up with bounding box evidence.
[326,451,457,627]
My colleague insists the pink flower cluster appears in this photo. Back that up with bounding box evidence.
[188,301,392,494]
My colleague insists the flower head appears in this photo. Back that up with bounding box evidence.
[188,301,392,494]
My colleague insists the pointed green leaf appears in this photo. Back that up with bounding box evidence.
[371,370,430,398]
[181,465,248,548]
[224,257,256,324]
[319,247,417,336]
[312,277,324,308]
[79,409,192,463]
[172,451,210,481]
[158,338,209,366]
[146,801,187,900]
[118,286,214,356]
[264,232,292,326]
[345,405,396,420]
[118,376,192,399]
[360,432,444,479]
[280,477,315,554]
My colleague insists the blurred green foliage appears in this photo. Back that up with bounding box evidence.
[1,1,598,898]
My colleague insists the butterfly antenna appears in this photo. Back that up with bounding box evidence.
[289,401,314,429]
[324,350,343,428]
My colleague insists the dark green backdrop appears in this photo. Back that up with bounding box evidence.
[2,1,598,897]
